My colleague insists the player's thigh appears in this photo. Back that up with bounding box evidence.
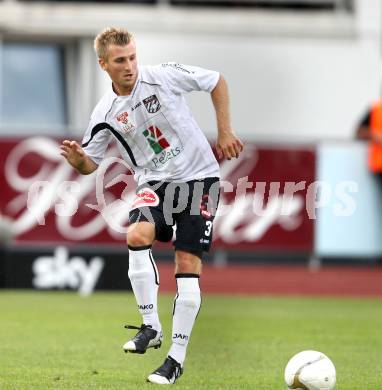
[129,207,173,244]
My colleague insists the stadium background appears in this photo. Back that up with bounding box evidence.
[1,2,382,388]
[0,0,381,293]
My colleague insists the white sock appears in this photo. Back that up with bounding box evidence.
[168,274,201,365]
[128,245,161,332]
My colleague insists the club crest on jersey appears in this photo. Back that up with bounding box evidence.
[143,95,161,113]
[116,111,135,133]
[131,188,160,210]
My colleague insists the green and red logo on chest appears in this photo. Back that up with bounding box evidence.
[143,125,170,154]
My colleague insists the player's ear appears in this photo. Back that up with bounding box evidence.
[98,58,107,71]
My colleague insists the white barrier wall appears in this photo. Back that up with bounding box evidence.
[316,141,382,258]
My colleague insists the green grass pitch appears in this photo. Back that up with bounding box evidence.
[0,291,382,389]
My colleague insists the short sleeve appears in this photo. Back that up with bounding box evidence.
[159,63,220,95]
[81,118,112,165]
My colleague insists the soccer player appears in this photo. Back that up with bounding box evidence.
[60,27,243,385]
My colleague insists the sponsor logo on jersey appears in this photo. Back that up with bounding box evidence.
[143,125,170,154]
[143,94,161,113]
[131,101,142,111]
[116,111,135,133]
[152,146,183,168]
[131,188,160,209]
[117,112,129,123]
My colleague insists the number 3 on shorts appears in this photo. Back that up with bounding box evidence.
[204,221,213,236]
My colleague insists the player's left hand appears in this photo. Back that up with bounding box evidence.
[216,131,244,160]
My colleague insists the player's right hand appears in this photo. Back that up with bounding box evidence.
[216,131,244,160]
[60,140,86,168]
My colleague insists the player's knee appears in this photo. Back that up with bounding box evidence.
[175,250,202,274]
[127,233,151,247]
[127,223,155,247]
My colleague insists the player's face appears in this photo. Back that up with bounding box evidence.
[100,41,138,96]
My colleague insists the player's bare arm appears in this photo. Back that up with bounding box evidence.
[211,74,244,160]
[60,140,98,174]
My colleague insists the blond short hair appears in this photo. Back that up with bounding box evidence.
[94,27,133,60]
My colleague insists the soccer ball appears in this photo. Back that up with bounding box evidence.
[284,350,336,390]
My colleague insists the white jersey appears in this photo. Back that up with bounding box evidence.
[82,63,220,185]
